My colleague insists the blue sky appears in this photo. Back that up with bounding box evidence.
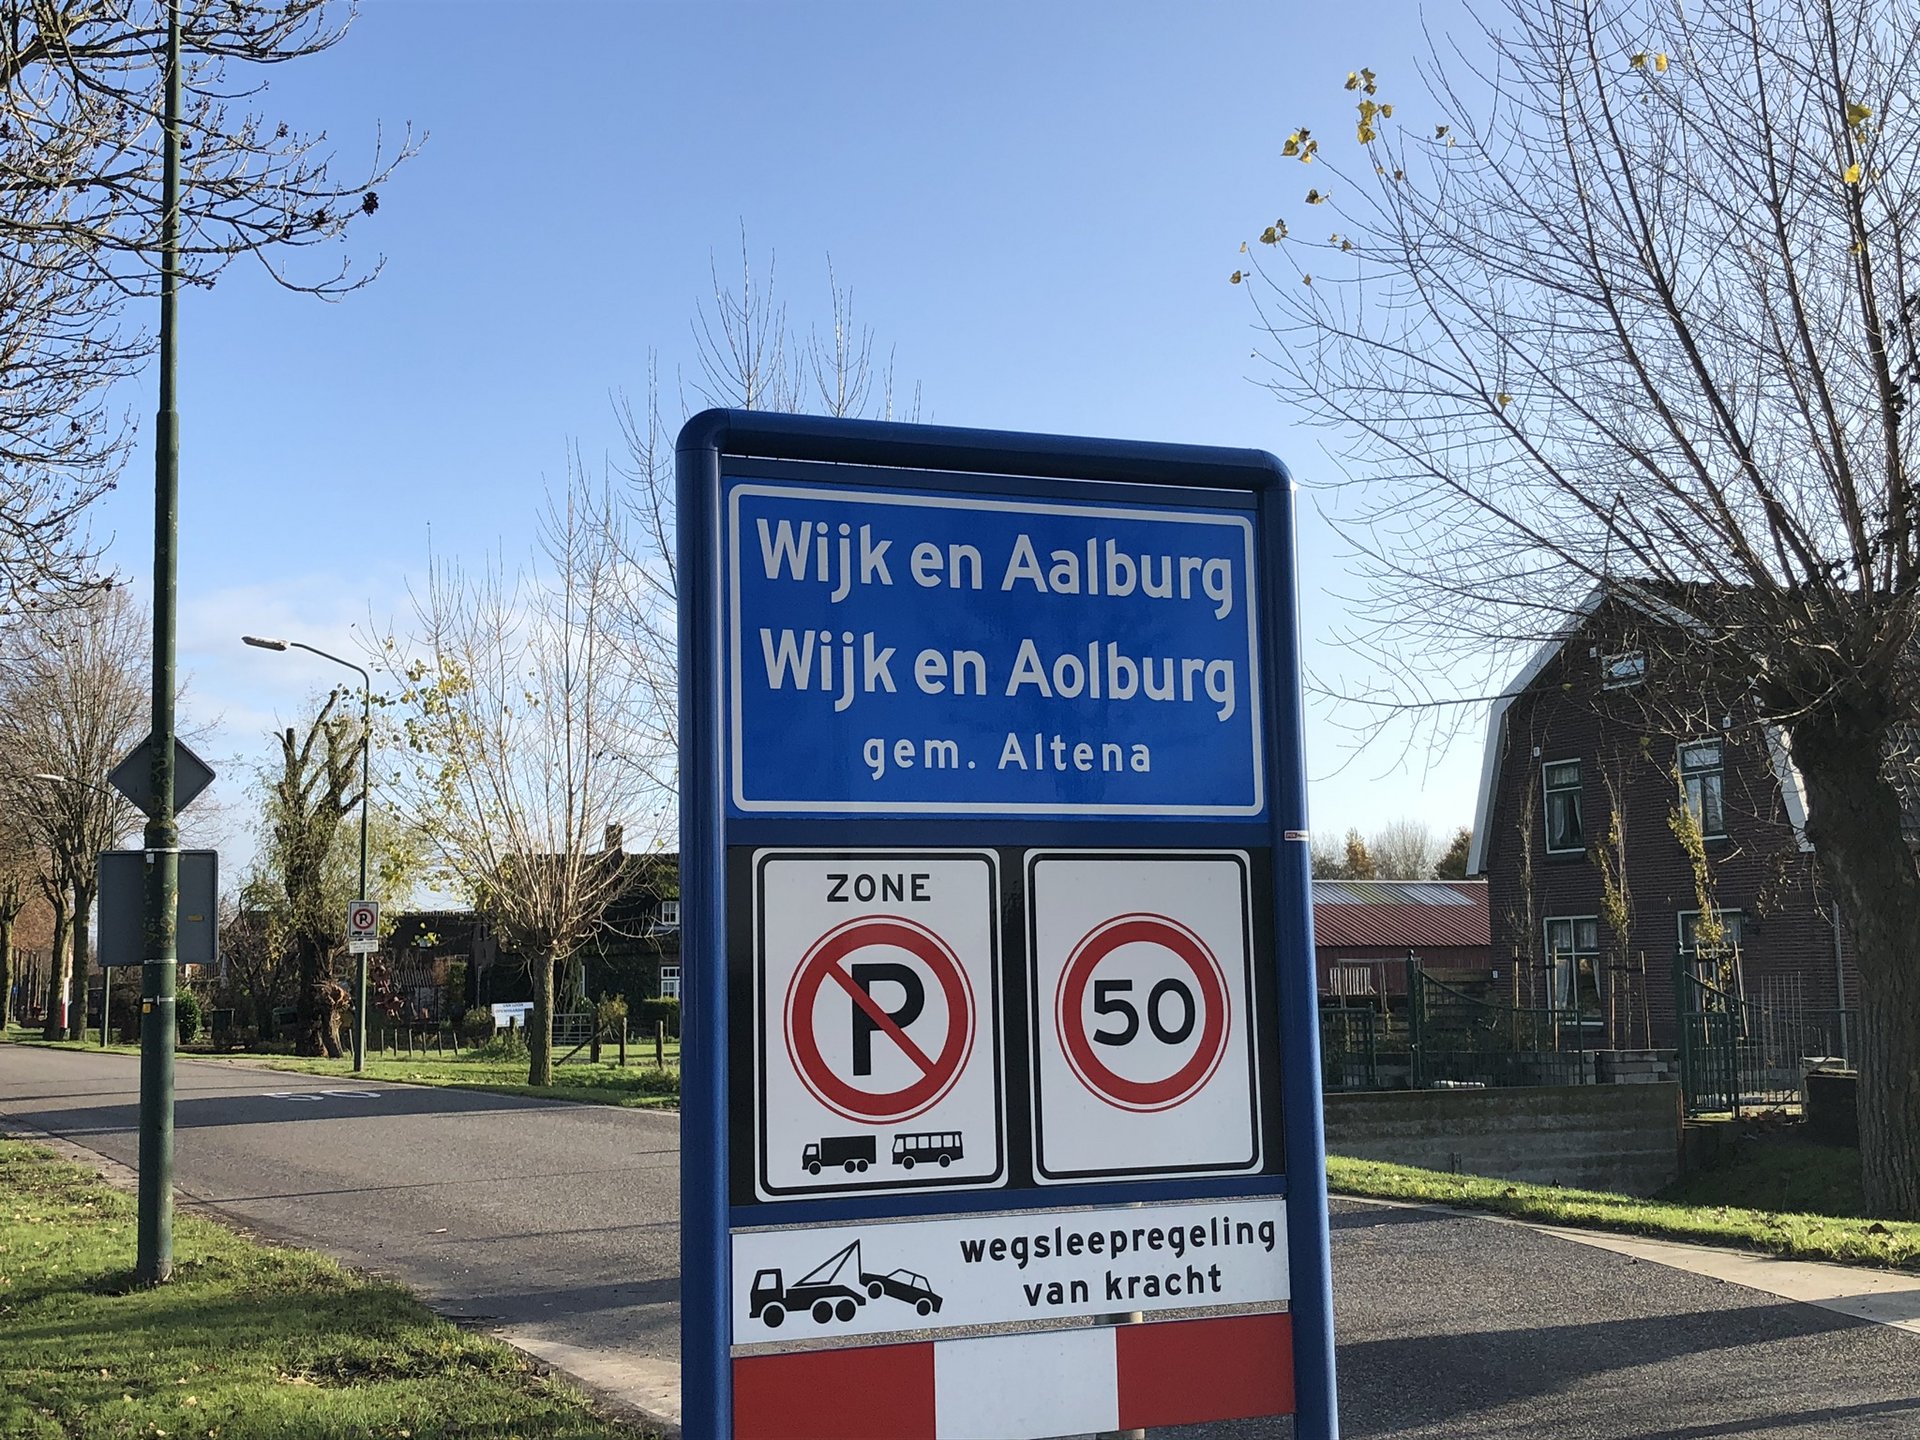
[86,0,1486,872]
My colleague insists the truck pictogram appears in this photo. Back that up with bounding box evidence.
[802,1134,876,1174]
[748,1239,945,1328]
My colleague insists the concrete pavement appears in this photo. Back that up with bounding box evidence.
[7,1043,1920,1439]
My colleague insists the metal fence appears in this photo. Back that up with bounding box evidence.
[1320,958,1593,1092]
[1675,956,1856,1115]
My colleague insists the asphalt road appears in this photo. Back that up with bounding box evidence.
[5,1045,1918,1439]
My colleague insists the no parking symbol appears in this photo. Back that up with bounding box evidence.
[755,851,1004,1199]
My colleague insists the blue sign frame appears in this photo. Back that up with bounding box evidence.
[678,409,1336,1439]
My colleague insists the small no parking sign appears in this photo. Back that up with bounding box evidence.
[679,411,1336,1440]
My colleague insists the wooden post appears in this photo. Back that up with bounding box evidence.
[655,1020,665,1069]
[618,1022,627,1067]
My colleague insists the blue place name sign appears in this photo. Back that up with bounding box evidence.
[725,479,1264,817]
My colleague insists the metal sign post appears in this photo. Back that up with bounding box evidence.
[678,410,1336,1440]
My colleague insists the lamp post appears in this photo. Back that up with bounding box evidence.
[242,634,372,1072]
[138,0,183,1288]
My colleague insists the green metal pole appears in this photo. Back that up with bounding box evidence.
[354,674,369,1072]
[136,0,182,1287]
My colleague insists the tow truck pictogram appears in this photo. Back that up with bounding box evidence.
[748,1239,945,1328]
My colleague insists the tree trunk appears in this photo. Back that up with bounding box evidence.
[294,934,342,1058]
[0,914,13,1029]
[528,947,555,1087]
[1791,715,1920,1219]
[67,884,91,1042]
[41,894,69,1040]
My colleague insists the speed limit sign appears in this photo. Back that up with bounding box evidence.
[1027,851,1262,1182]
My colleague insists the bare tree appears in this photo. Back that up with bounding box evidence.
[0,808,35,1027]
[610,236,923,809]
[0,2,414,610]
[1369,818,1439,879]
[1245,0,1920,1213]
[0,588,147,1036]
[384,471,665,1086]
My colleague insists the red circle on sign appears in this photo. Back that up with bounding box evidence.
[785,915,975,1123]
[1055,913,1230,1112]
[350,905,375,930]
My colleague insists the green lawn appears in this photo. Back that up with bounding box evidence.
[0,1140,647,1439]
[1328,1154,1920,1270]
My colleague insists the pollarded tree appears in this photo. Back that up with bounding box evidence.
[1244,0,1920,1214]
[265,697,358,1057]
[0,2,413,611]
[385,472,665,1087]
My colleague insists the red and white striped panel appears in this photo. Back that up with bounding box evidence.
[734,1311,1294,1440]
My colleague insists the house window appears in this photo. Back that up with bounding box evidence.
[652,899,680,930]
[1543,759,1584,852]
[658,964,682,1000]
[1543,916,1601,1013]
[1601,650,1646,689]
[1679,738,1726,838]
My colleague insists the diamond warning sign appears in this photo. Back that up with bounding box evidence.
[1028,851,1262,1183]
[754,850,1005,1199]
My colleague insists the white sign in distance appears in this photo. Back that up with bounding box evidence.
[730,1197,1288,1344]
[346,900,379,954]
[755,850,1004,1199]
[1027,851,1262,1182]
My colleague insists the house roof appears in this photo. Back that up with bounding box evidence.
[1312,879,1489,950]
[1463,584,1810,874]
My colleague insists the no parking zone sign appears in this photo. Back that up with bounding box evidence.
[678,411,1336,1440]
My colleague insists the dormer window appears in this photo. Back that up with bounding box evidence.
[1601,650,1646,689]
[654,899,681,929]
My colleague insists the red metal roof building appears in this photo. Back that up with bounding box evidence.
[1312,880,1491,1002]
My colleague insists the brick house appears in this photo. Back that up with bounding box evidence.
[1466,589,1857,1051]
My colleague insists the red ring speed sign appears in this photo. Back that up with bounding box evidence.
[1055,912,1231,1113]
[783,915,976,1124]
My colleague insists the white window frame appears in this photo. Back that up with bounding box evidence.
[1542,758,1585,854]
[1678,737,1727,840]
[655,898,681,928]
[1542,915,1601,1010]
[658,963,682,1000]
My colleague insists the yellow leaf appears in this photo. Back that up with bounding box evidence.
[1259,225,1281,244]
[1302,273,1313,285]
[1497,392,1513,408]
[1345,71,1360,90]
[1381,102,1393,118]
[1654,53,1668,72]
[1306,188,1326,204]
[1362,67,1378,94]
[1341,238,1353,251]
[1847,101,1872,126]
[1630,52,1647,68]
[1239,240,1248,252]
[1230,270,1244,284]
[1845,162,1862,184]
[1357,125,1376,143]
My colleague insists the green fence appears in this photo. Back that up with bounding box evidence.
[1320,958,1592,1092]
[1674,951,1855,1115]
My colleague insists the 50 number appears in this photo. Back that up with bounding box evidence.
[1092,977,1197,1046]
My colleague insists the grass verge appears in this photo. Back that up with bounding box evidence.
[1328,1154,1920,1270]
[0,1139,646,1439]
[3,1029,680,1110]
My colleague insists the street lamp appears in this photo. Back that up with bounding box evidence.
[242,634,373,1072]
